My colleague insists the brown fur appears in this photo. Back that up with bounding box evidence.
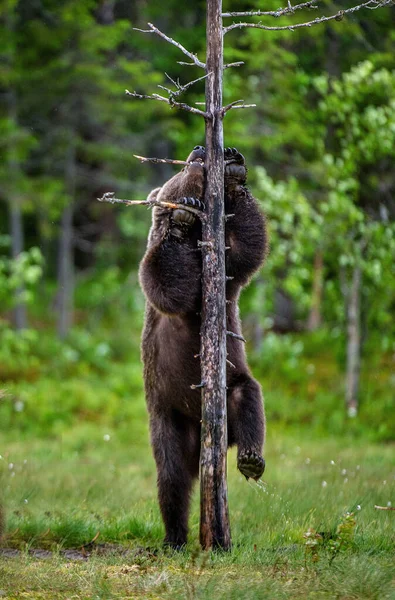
[139,146,267,548]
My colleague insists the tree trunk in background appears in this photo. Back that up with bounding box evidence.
[7,85,27,330]
[57,204,75,339]
[57,140,76,339]
[345,264,361,417]
[199,0,231,551]
[9,202,27,330]
[307,250,324,331]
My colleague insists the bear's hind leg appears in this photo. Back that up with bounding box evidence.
[227,375,266,481]
[150,410,200,549]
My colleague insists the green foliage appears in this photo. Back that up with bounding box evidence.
[248,330,394,442]
[253,167,320,315]
[0,244,43,309]
[311,61,395,341]
[0,319,392,442]
[317,61,395,175]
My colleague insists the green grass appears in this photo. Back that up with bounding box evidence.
[0,326,394,598]
[1,423,394,599]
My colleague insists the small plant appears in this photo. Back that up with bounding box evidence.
[304,511,357,567]
[303,527,323,566]
[328,511,357,565]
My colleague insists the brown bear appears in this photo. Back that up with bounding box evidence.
[139,146,267,548]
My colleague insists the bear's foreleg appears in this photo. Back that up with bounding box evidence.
[225,192,267,290]
[139,237,201,316]
[227,374,266,480]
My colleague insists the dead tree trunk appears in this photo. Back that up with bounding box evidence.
[345,263,361,417]
[199,0,231,551]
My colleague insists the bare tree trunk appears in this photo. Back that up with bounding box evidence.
[57,141,76,339]
[7,86,27,330]
[199,0,231,551]
[345,264,361,417]
[57,204,74,339]
[307,250,324,331]
[9,202,27,330]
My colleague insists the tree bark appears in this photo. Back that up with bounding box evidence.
[345,264,361,417]
[199,0,231,551]
[307,250,324,331]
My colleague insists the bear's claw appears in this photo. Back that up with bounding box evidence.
[237,449,265,481]
[224,147,245,166]
[177,197,205,211]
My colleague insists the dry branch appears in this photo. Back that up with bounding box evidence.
[133,154,190,166]
[125,90,208,117]
[221,99,257,115]
[97,192,205,219]
[134,22,206,69]
[374,505,395,511]
[224,61,245,69]
[223,0,394,33]
[222,0,319,18]
[158,72,210,99]
[226,330,246,343]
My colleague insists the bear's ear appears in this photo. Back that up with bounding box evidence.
[147,187,161,203]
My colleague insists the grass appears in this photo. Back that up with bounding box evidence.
[1,422,394,599]
[0,326,394,598]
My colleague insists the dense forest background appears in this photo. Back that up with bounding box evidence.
[1,0,394,440]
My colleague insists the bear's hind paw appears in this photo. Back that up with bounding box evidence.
[237,449,265,481]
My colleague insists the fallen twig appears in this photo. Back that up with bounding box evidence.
[374,505,395,511]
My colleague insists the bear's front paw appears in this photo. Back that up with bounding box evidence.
[224,148,247,185]
[224,147,245,165]
[237,449,265,481]
[170,198,204,239]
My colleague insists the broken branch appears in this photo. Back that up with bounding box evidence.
[221,99,257,115]
[134,22,206,69]
[224,61,245,69]
[222,0,319,18]
[159,72,210,99]
[97,192,205,219]
[125,90,208,117]
[226,330,246,343]
[133,154,189,166]
[223,0,394,34]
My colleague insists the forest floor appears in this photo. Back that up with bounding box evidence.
[0,424,394,599]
